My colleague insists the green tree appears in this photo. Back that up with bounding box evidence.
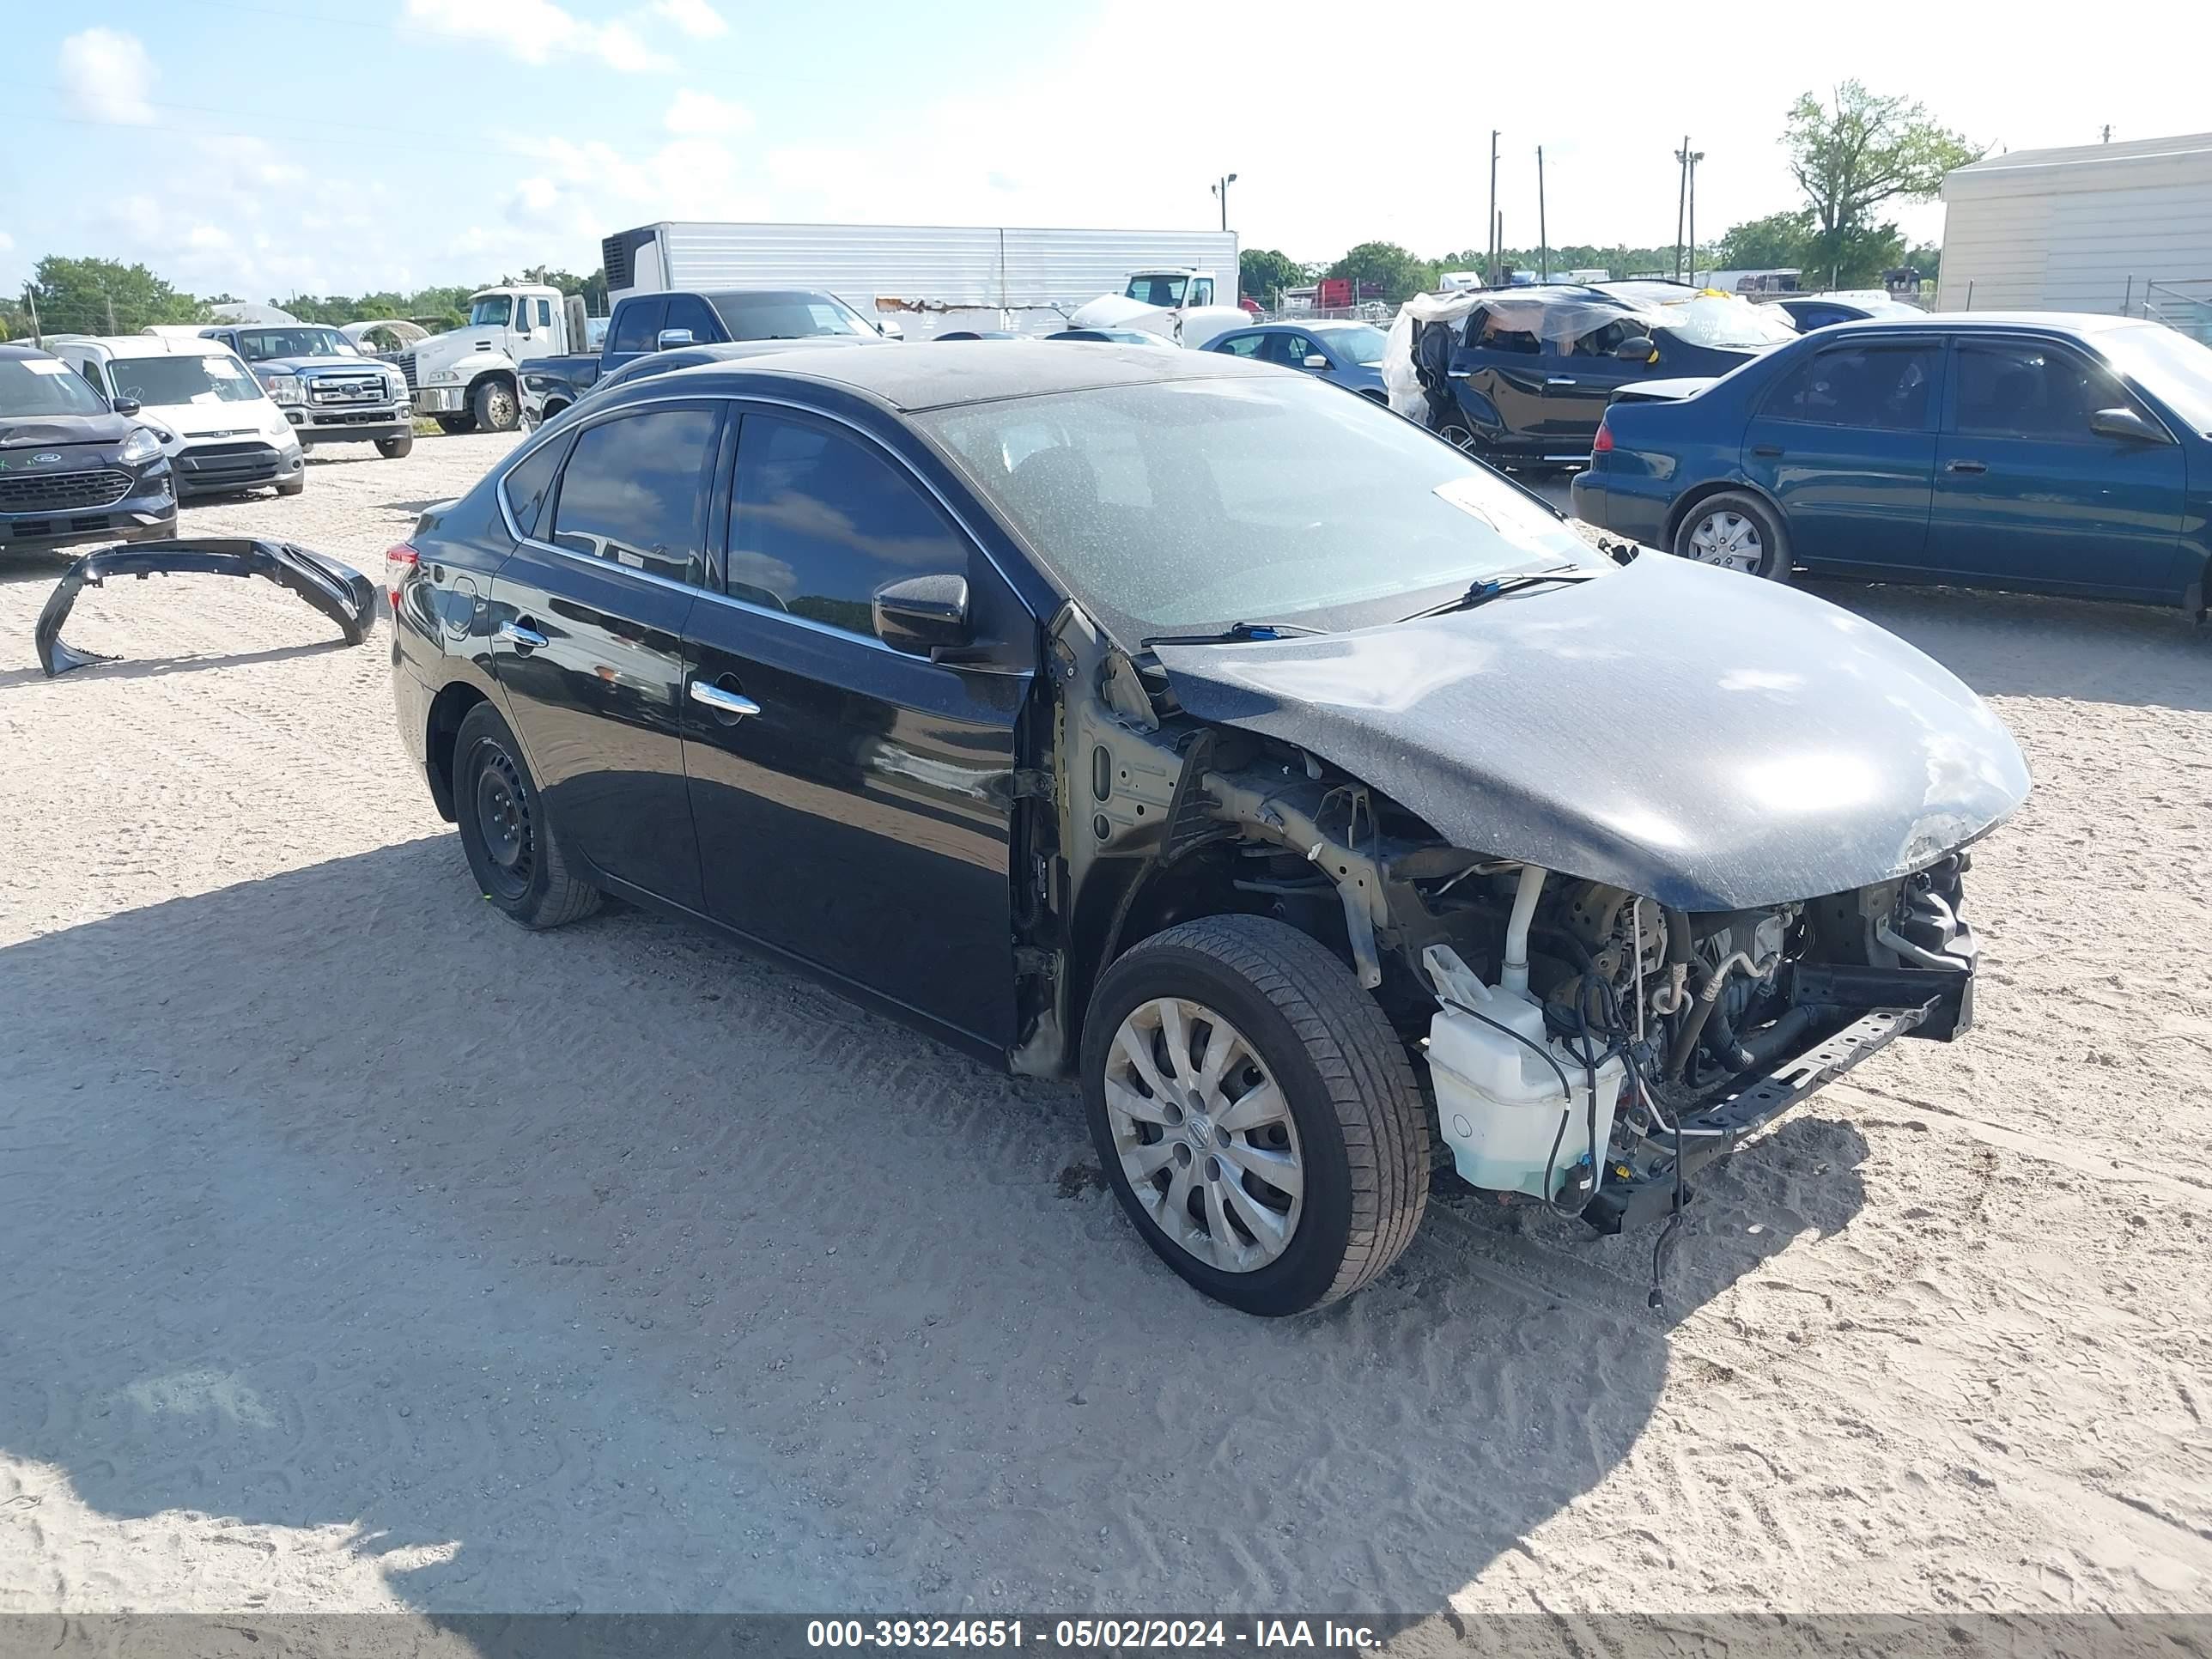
[1238,247,1305,305]
[1325,241,1437,303]
[25,256,210,336]
[518,265,609,312]
[1785,82,1979,286]
[1712,210,1816,273]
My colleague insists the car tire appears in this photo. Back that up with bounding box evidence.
[276,475,305,497]
[452,702,600,930]
[1080,915,1430,1316]
[471,379,520,434]
[435,415,476,435]
[1672,489,1790,580]
[376,434,414,459]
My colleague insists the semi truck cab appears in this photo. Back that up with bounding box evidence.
[394,285,568,434]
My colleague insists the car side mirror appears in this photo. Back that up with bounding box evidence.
[2089,405,2165,443]
[110,396,141,416]
[1614,337,1656,362]
[1303,354,1330,369]
[873,573,972,657]
[656,329,696,351]
[876,319,905,340]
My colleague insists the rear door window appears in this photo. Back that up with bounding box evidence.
[548,405,720,585]
[726,414,969,637]
[1473,314,1540,355]
[1216,332,1265,358]
[502,433,570,538]
[1761,343,1939,430]
[608,299,665,356]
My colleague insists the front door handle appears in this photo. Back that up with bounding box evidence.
[690,679,761,719]
[495,618,547,650]
[1946,459,1988,475]
[1752,444,1783,458]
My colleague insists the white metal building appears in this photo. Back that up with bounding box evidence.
[1938,131,2212,317]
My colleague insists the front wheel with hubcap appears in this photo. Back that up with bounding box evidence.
[376,434,413,459]
[1673,489,1790,580]
[471,379,520,434]
[1081,915,1430,1316]
[451,702,599,929]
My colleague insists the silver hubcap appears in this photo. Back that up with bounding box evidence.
[1103,998,1304,1273]
[1688,510,1764,574]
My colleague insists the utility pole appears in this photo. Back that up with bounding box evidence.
[1683,147,1705,284]
[26,286,41,347]
[1210,173,1238,231]
[1536,146,1549,283]
[1487,131,1499,283]
[1674,136,1690,281]
[105,289,118,334]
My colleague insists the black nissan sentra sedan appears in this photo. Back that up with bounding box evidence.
[391,343,2028,1316]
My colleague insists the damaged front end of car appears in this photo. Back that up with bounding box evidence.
[35,538,377,678]
[1014,554,2028,1243]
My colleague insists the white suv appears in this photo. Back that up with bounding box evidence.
[48,335,307,498]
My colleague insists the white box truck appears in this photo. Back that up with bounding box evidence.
[601,221,1242,343]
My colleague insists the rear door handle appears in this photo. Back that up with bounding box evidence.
[1546,377,1578,386]
[495,618,547,650]
[1946,459,1987,474]
[1752,444,1784,458]
[689,679,761,719]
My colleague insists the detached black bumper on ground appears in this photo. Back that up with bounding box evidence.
[34,538,376,678]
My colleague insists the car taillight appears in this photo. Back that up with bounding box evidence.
[385,543,419,608]
[1591,417,1614,456]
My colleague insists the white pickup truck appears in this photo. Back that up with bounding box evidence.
[392,285,579,434]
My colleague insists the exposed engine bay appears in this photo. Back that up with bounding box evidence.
[1021,605,1993,1256]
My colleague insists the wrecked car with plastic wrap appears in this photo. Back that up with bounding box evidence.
[390,343,2028,1316]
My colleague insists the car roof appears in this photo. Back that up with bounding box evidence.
[48,333,236,357]
[0,342,61,360]
[1823,311,2142,334]
[649,338,1273,412]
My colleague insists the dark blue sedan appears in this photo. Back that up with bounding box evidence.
[1206,320,1390,401]
[1571,313,2212,611]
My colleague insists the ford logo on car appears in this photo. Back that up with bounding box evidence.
[32,452,61,465]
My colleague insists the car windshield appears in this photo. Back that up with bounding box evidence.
[0,355,111,418]
[235,327,359,360]
[708,290,870,339]
[1656,296,1799,350]
[469,295,514,327]
[2101,322,2212,437]
[918,374,1603,642]
[1126,274,1190,307]
[105,353,265,407]
[1316,325,1389,364]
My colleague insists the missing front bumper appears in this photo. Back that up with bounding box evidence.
[1580,959,1972,1234]
[33,538,376,678]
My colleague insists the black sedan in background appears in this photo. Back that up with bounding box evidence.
[392,344,2024,1315]
[0,343,176,556]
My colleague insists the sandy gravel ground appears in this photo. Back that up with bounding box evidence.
[1,438,2209,1623]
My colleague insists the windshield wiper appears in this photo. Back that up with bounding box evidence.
[1395,564,1600,623]
[1142,620,1326,647]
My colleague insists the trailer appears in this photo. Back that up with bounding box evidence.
[601,221,1240,341]
[1938,131,2212,324]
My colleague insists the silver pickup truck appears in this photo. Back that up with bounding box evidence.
[198,324,415,459]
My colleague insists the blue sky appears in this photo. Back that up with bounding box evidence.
[4,0,2209,303]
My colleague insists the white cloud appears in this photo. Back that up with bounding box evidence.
[665,88,750,137]
[400,0,674,73]
[651,0,727,38]
[58,27,156,125]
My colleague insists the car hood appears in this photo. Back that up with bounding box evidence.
[0,411,133,450]
[254,355,386,375]
[1152,554,2029,911]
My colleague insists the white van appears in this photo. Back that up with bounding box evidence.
[47,335,306,499]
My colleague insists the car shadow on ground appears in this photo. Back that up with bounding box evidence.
[0,839,1867,1615]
